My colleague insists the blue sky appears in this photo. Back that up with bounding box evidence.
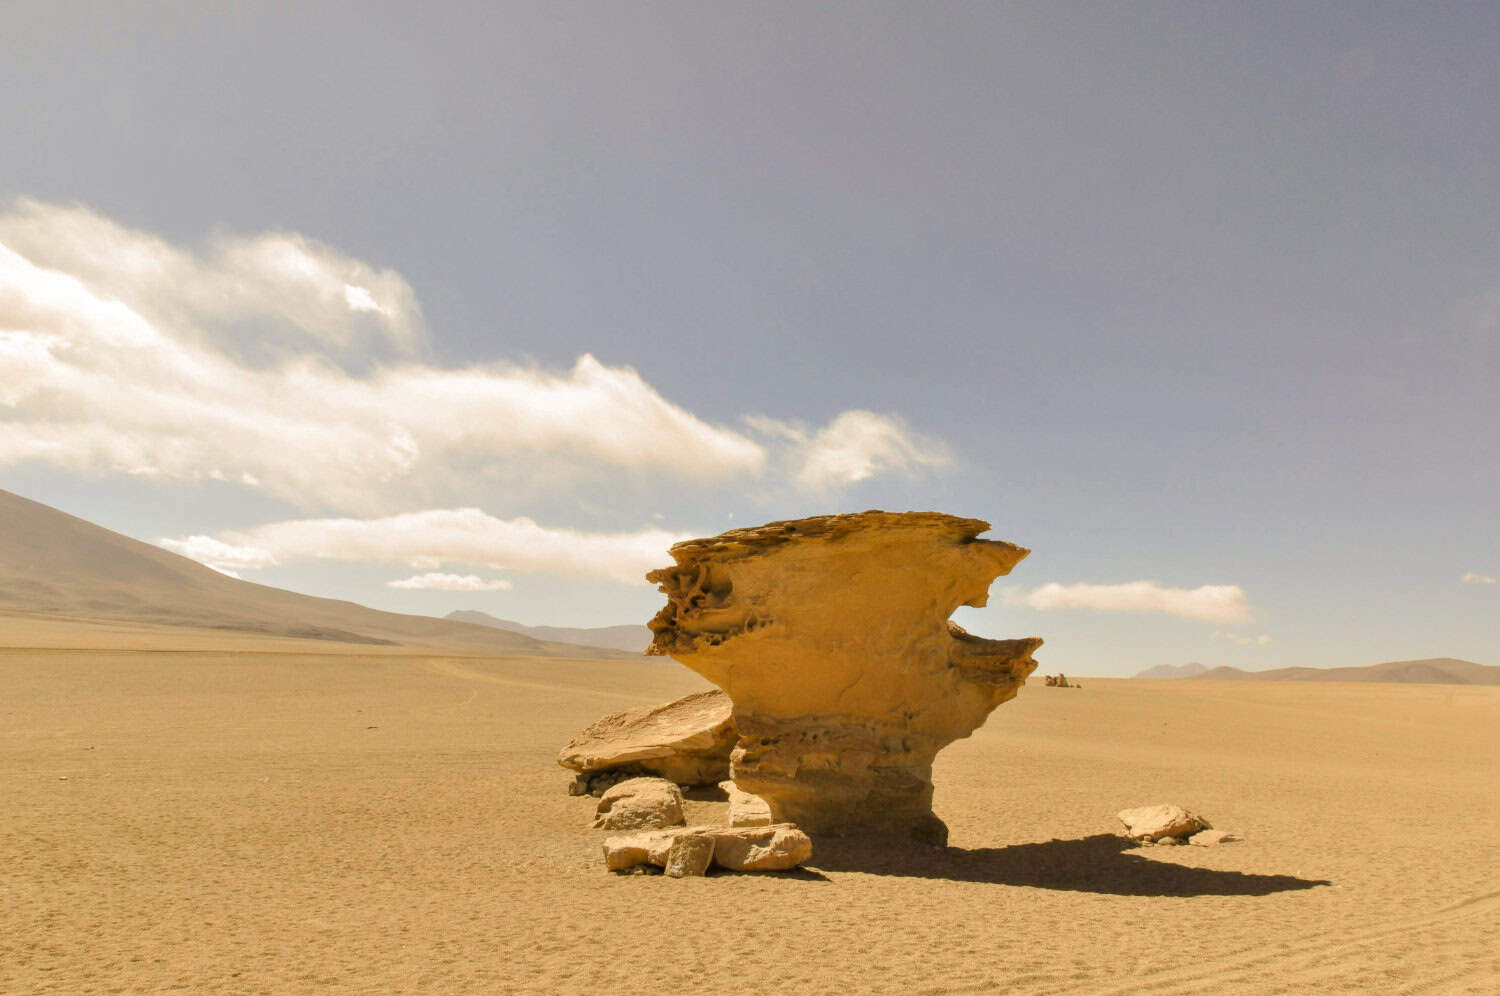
[2,2,1496,674]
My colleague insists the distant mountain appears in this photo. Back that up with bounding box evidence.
[445,610,650,654]
[1191,658,1497,686]
[0,489,626,657]
[1133,662,1209,679]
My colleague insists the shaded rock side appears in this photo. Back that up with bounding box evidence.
[558,689,735,786]
[592,777,685,831]
[663,833,716,878]
[646,511,1042,842]
[1117,804,1210,842]
[720,780,772,827]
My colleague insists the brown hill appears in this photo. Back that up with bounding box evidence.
[1194,658,1497,685]
[0,489,628,656]
[1132,662,1209,679]
[445,610,651,653]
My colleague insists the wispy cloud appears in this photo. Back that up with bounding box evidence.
[386,573,513,591]
[157,535,281,571]
[748,409,950,490]
[162,508,689,587]
[1214,631,1271,646]
[1006,580,1251,624]
[0,200,946,511]
[0,198,423,362]
[1462,571,1497,585]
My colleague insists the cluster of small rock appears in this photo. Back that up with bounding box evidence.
[603,822,813,877]
[567,768,650,798]
[1116,803,1239,847]
[1042,674,1080,687]
[584,776,811,877]
[561,698,812,877]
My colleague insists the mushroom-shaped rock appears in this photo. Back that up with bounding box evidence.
[646,511,1042,843]
[558,689,735,786]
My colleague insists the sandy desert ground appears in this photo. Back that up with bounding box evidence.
[3,616,1497,995]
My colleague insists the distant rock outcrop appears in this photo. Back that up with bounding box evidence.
[646,511,1042,844]
[558,689,735,787]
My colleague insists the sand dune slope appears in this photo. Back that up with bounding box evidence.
[0,489,623,655]
[3,634,1496,994]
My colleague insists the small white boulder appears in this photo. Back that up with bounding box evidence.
[1117,804,1209,842]
[593,777,685,831]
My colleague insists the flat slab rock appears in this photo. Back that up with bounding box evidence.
[559,689,735,786]
[592,777,685,831]
[602,823,813,874]
[1187,829,1239,847]
[1117,804,1210,842]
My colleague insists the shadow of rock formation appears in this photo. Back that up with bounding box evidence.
[810,834,1331,897]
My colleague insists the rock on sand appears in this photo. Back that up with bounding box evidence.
[1117,803,1209,842]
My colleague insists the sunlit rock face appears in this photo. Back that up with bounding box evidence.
[646,511,1042,844]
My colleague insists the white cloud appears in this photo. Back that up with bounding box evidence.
[163,507,690,587]
[386,573,513,591]
[750,410,951,490]
[1461,571,1497,585]
[0,200,944,510]
[157,534,280,572]
[1007,580,1251,624]
[0,198,423,361]
[1213,631,1272,647]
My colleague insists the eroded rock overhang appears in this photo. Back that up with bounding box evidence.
[646,510,1042,843]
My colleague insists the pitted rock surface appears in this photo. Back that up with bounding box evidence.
[646,511,1041,843]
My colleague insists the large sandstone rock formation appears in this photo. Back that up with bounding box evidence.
[557,689,735,786]
[646,511,1042,844]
